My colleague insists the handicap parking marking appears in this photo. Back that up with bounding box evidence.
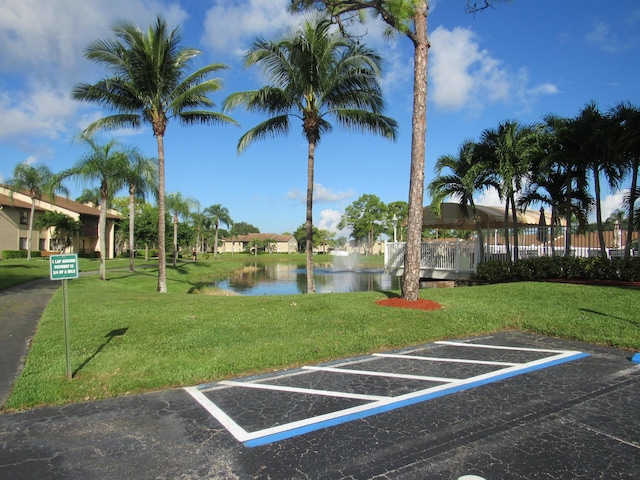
[185,340,590,447]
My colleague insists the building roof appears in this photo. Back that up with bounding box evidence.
[225,233,295,242]
[422,203,556,230]
[0,188,121,219]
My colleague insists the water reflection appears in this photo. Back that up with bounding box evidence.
[210,262,400,296]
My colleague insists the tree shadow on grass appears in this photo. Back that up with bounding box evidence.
[579,309,638,326]
[376,290,401,299]
[73,327,128,378]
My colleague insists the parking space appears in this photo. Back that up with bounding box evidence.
[186,338,589,447]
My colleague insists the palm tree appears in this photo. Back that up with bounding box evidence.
[428,140,490,261]
[475,121,535,261]
[571,102,625,257]
[165,193,197,268]
[533,114,594,255]
[289,1,506,300]
[7,163,67,260]
[60,135,130,280]
[35,212,83,253]
[611,102,640,258]
[204,204,232,259]
[124,152,158,272]
[72,16,237,293]
[224,16,397,293]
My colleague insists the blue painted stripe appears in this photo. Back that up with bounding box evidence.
[244,352,590,447]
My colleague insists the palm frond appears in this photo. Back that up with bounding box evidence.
[237,116,290,153]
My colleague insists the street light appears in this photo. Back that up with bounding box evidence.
[392,214,398,243]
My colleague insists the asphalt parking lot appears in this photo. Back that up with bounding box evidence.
[1,330,639,479]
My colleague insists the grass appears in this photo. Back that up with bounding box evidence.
[2,254,638,411]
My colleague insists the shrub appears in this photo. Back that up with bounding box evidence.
[476,255,640,283]
[2,250,42,259]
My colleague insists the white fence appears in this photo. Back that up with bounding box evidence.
[385,235,638,280]
[384,240,479,280]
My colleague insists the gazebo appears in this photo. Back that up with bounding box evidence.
[421,203,553,230]
[385,203,557,280]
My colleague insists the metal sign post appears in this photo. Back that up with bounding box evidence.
[50,254,79,380]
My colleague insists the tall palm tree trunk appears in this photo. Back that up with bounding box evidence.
[306,140,316,294]
[625,158,638,258]
[592,168,607,257]
[129,187,136,272]
[173,215,178,268]
[503,202,511,262]
[564,167,573,256]
[214,221,220,259]
[156,135,167,293]
[510,196,519,261]
[99,190,108,281]
[27,201,36,261]
[403,3,428,301]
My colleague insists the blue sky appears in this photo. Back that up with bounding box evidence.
[1,0,639,234]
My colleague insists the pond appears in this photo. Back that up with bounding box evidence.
[204,261,400,296]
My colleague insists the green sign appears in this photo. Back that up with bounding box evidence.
[50,254,79,280]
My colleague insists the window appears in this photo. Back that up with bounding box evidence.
[20,211,29,225]
[19,237,28,250]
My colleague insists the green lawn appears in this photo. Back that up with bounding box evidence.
[2,254,638,411]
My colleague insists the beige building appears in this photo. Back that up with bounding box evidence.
[220,233,298,254]
[0,186,121,259]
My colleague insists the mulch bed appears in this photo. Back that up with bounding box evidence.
[376,298,442,311]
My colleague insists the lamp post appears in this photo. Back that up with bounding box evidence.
[392,214,398,243]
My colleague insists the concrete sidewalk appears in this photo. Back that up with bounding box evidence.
[0,279,59,408]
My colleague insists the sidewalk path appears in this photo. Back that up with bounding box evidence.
[0,279,59,407]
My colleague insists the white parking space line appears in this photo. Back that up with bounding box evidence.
[374,353,520,367]
[218,380,389,401]
[435,341,568,354]
[302,365,461,383]
[186,341,590,447]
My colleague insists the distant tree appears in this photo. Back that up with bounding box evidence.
[59,135,130,280]
[6,162,68,260]
[224,16,397,293]
[73,16,237,293]
[233,222,260,235]
[165,193,198,267]
[124,152,158,271]
[340,194,387,255]
[75,188,101,206]
[386,201,408,242]
[204,204,233,259]
[293,224,326,251]
[35,211,83,253]
[135,203,159,261]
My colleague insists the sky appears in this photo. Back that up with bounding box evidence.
[1,0,639,235]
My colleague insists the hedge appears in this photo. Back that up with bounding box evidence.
[2,250,43,259]
[476,256,640,284]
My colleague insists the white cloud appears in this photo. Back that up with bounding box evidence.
[0,87,77,140]
[599,190,628,222]
[430,26,558,112]
[288,183,355,204]
[201,0,300,58]
[0,0,188,144]
[318,209,343,232]
[585,21,623,54]
[474,189,503,208]
[0,0,187,78]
